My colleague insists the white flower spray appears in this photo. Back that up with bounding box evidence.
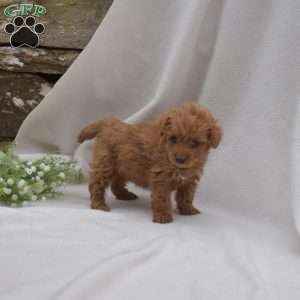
[0,144,82,207]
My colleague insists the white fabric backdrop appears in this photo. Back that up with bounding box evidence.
[0,0,299,299]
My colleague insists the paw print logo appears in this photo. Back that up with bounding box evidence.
[4,16,45,48]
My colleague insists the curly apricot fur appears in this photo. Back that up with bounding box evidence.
[78,102,222,224]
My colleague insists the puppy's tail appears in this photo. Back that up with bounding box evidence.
[78,120,105,143]
[78,118,119,143]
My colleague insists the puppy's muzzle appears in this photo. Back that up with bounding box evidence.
[175,154,188,164]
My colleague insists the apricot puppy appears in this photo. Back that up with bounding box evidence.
[78,102,222,223]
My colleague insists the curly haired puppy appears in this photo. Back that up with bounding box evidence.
[78,102,222,223]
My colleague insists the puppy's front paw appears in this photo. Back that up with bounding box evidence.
[153,213,173,224]
[91,202,111,212]
[177,206,201,215]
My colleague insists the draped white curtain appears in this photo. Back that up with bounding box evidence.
[6,0,300,298]
[16,0,300,232]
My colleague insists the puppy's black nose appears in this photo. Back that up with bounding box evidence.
[175,156,187,164]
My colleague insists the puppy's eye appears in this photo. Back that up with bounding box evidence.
[190,140,200,148]
[169,135,177,144]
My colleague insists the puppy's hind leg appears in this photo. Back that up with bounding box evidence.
[111,178,138,200]
[89,148,113,211]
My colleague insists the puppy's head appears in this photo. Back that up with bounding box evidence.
[159,102,222,169]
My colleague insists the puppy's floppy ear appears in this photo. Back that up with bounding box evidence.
[183,101,222,148]
[207,121,222,148]
[158,112,173,137]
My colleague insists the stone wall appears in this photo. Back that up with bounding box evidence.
[0,0,113,138]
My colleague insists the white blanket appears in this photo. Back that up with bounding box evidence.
[1,185,300,300]
[1,0,299,299]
